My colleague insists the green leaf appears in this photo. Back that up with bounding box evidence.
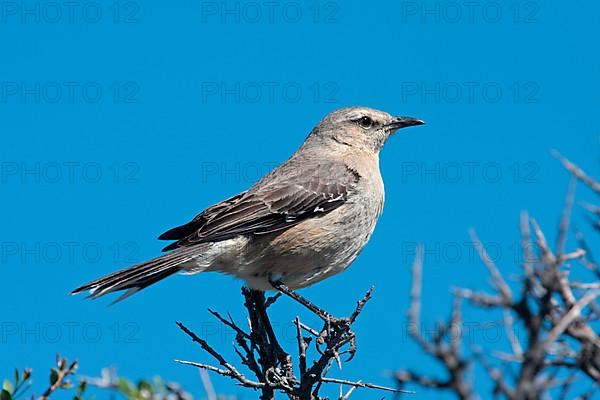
[2,381,12,395]
[13,370,19,386]
[22,370,31,382]
[50,369,59,385]
[61,381,74,389]
[137,380,152,393]
[0,389,12,400]
[116,378,135,398]
[76,380,87,395]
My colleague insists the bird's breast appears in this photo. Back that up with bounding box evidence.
[215,152,386,290]
[230,173,385,289]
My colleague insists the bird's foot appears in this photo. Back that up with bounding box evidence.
[268,277,333,321]
[268,276,360,362]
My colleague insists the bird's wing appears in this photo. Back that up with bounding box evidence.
[158,191,247,242]
[158,162,360,251]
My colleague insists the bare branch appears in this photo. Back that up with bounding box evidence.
[174,359,264,388]
[469,229,513,302]
[176,322,263,390]
[398,250,474,400]
[557,176,577,260]
[551,149,600,194]
[175,285,393,399]
[39,355,78,400]
[543,290,600,348]
[320,377,414,394]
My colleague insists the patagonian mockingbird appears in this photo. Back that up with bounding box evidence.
[72,107,424,302]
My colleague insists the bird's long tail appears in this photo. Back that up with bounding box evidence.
[70,246,202,303]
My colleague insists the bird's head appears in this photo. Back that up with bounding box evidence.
[310,106,425,153]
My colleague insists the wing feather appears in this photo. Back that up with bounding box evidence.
[159,162,360,251]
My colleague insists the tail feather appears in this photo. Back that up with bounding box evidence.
[71,247,202,301]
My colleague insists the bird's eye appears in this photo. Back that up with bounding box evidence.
[357,116,374,129]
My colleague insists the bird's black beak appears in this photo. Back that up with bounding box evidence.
[386,116,425,131]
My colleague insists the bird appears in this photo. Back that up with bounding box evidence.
[71,106,424,302]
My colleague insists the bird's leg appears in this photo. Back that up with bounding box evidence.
[267,278,356,358]
[268,278,370,366]
[267,278,334,322]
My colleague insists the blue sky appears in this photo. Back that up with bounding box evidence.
[1,0,599,398]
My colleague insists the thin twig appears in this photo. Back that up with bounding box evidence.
[320,377,415,394]
[269,279,333,321]
[551,150,600,194]
[543,290,600,348]
[174,360,264,388]
[557,176,577,261]
[469,228,513,302]
[39,356,78,400]
[176,322,263,389]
